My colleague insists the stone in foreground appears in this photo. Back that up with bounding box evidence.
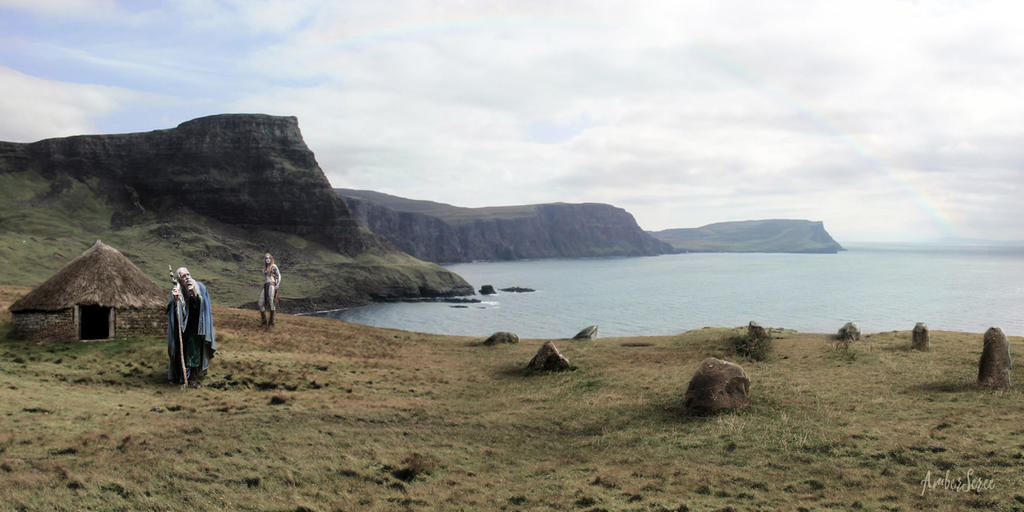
[912,322,930,351]
[684,357,751,413]
[483,332,519,345]
[978,327,1011,389]
[528,341,571,371]
[573,325,598,340]
[837,322,860,342]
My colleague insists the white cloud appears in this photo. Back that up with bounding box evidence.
[0,66,142,141]
[2,0,1024,241]
[0,0,118,16]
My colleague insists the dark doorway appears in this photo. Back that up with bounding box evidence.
[80,305,111,340]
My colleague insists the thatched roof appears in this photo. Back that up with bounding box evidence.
[10,240,166,312]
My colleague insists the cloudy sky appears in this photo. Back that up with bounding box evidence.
[2,1,1022,243]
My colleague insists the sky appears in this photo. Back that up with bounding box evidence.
[2,1,1023,243]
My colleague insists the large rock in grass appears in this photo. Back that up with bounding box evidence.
[747,321,769,341]
[528,341,571,371]
[573,325,598,340]
[912,323,930,351]
[684,358,751,412]
[483,332,519,345]
[978,327,1011,389]
[837,322,860,342]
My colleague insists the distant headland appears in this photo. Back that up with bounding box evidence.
[649,219,845,254]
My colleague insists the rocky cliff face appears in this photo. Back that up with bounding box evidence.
[340,190,674,263]
[3,114,364,254]
[0,115,473,307]
[344,197,467,263]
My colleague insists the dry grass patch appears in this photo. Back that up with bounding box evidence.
[1,289,1023,510]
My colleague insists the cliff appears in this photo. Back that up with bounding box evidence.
[649,220,844,253]
[339,189,674,263]
[0,114,473,308]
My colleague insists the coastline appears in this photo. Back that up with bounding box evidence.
[2,284,1015,341]
[2,284,1022,510]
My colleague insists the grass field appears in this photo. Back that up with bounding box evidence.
[2,285,1023,511]
[0,171,471,310]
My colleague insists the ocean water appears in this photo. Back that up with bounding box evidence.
[316,244,1024,338]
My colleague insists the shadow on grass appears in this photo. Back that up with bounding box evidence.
[906,379,977,393]
[464,340,521,348]
[495,363,578,378]
[882,343,915,353]
[643,395,773,427]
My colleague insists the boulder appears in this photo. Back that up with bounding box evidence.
[684,358,751,412]
[978,327,1011,389]
[527,341,571,371]
[837,322,860,342]
[573,325,598,340]
[912,323,930,351]
[500,287,535,293]
[747,321,769,341]
[479,285,496,295]
[483,331,519,345]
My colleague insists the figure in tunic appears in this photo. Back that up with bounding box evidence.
[258,253,281,329]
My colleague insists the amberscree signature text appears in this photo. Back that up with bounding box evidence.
[920,469,995,496]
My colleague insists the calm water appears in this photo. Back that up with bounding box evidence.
[316,245,1024,338]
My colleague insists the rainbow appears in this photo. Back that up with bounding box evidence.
[309,17,960,238]
[692,45,960,238]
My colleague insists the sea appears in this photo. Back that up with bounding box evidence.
[314,244,1024,338]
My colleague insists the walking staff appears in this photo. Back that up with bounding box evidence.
[168,265,188,390]
[165,266,217,389]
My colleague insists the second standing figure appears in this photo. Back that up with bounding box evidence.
[259,253,281,329]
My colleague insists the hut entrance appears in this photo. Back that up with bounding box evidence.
[79,305,112,340]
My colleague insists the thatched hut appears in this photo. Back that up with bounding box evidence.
[9,240,166,340]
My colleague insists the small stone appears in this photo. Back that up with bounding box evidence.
[747,321,769,341]
[912,323,930,351]
[684,357,751,412]
[483,332,519,345]
[837,322,860,342]
[527,341,571,371]
[573,325,598,340]
[978,327,1011,389]
[479,285,496,295]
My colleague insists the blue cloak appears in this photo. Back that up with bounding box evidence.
[166,281,217,382]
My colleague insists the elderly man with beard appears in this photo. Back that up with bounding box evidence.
[167,267,217,387]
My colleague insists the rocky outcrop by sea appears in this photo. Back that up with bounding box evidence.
[339,189,674,263]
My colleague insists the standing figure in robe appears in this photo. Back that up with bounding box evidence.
[167,267,216,387]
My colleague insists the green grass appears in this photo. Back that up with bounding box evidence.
[1,289,1022,511]
[0,172,466,309]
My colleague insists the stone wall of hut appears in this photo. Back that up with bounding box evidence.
[12,307,165,340]
[12,309,75,340]
[114,307,165,338]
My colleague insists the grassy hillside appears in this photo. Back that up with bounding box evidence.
[0,172,468,310]
[651,219,844,253]
[2,285,1022,511]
